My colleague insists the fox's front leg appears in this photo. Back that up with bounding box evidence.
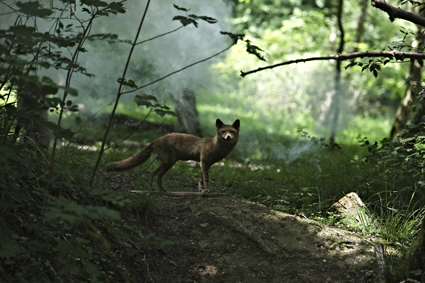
[199,161,210,192]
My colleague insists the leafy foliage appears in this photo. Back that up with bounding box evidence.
[0,0,128,147]
[0,142,166,282]
[0,1,175,281]
[172,4,218,28]
[369,105,425,202]
[135,94,176,117]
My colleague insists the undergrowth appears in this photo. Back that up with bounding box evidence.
[0,142,167,282]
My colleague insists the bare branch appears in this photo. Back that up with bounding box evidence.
[371,0,425,26]
[136,26,183,45]
[240,49,425,77]
[121,44,233,95]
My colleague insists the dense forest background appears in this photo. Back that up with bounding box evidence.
[1,0,425,282]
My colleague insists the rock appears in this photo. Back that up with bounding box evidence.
[328,192,377,230]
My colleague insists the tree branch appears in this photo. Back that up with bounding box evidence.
[240,49,425,77]
[371,0,425,26]
[135,26,183,46]
[121,44,233,95]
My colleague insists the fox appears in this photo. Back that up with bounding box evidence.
[105,118,240,192]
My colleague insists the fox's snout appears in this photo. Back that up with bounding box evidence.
[224,133,234,140]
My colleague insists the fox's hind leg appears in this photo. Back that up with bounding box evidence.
[198,176,205,192]
[148,165,162,191]
[150,161,175,192]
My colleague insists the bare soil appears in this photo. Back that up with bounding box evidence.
[137,193,379,282]
[101,163,380,283]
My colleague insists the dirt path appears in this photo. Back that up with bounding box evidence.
[141,195,379,282]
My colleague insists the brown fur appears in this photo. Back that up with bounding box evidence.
[105,119,240,192]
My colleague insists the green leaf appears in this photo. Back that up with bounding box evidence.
[67,105,79,112]
[9,25,36,38]
[245,40,266,61]
[0,235,24,258]
[409,269,423,276]
[173,4,190,12]
[16,1,53,17]
[117,78,138,89]
[189,15,217,24]
[135,94,158,107]
[80,0,108,8]
[41,84,58,95]
[155,109,177,117]
[59,86,79,96]
[107,2,126,14]
[220,31,245,44]
[37,120,75,141]
[173,15,198,27]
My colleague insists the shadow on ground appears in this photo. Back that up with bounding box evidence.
[139,195,378,282]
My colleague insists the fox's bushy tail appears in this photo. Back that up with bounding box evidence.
[105,144,153,171]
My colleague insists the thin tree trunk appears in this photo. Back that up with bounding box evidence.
[172,88,202,137]
[390,3,425,139]
[389,60,422,139]
[330,0,344,146]
[353,0,368,52]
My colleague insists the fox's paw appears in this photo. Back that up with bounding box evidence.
[199,188,210,193]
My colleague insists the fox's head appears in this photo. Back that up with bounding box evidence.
[216,119,240,143]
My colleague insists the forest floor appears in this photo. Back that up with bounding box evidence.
[103,170,382,283]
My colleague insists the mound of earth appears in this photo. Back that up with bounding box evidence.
[139,195,379,282]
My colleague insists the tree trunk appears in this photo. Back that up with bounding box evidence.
[389,59,423,139]
[329,0,344,146]
[353,0,368,52]
[390,3,425,139]
[172,88,202,137]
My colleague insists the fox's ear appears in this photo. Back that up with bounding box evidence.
[216,119,224,129]
[232,119,240,131]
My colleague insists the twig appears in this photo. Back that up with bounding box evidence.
[51,10,96,161]
[135,26,183,46]
[103,108,153,151]
[143,254,155,283]
[240,49,425,77]
[129,191,228,197]
[121,44,233,95]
